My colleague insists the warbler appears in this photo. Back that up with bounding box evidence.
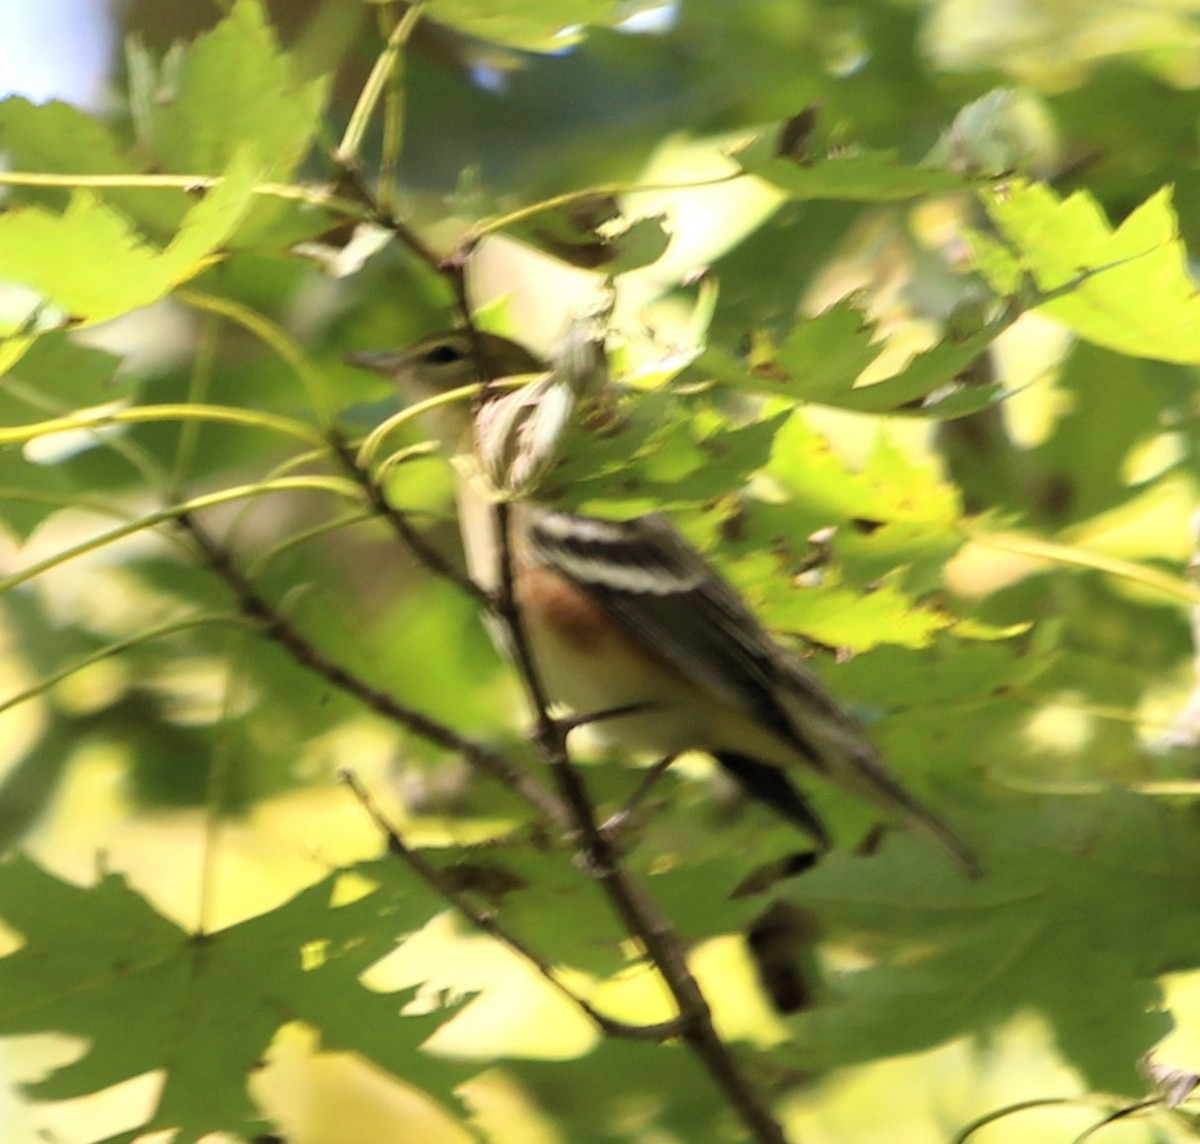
[347,330,978,875]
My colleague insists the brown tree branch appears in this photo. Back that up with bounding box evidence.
[175,511,570,831]
[325,431,489,605]
[339,766,680,1042]
[332,158,446,277]
[491,501,792,1144]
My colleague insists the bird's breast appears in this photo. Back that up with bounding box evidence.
[515,562,709,756]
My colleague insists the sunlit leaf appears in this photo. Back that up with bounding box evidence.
[978,182,1200,362]
[423,0,625,51]
[0,857,468,1143]
[779,793,1198,1095]
[151,0,328,178]
[0,152,260,328]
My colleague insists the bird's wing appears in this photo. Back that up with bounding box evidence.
[525,509,844,769]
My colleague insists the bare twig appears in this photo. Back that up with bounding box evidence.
[330,158,445,277]
[325,431,488,605]
[491,501,791,1144]
[176,511,570,830]
[493,502,558,740]
[952,1098,1084,1144]
[339,766,679,1042]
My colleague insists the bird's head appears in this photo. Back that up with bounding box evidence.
[345,330,546,397]
[346,329,572,494]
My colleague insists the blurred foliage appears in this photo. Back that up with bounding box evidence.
[3,0,1200,1142]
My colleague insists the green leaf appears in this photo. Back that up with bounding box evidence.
[0,98,135,190]
[0,151,259,328]
[978,182,1200,363]
[507,1040,734,1142]
[705,299,1005,417]
[423,0,625,51]
[0,337,132,538]
[503,196,671,273]
[0,450,77,540]
[1029,342,1189,525]
[767,417,960,538]
[761,577,953,652]
[738,137,968,202]
[0,98,184,234]
[150,0,328,178]
[833,326,1006,417]
[3,332,126,408]
[779,793,1200,1095]
[745,296,880,402]
[0,856,468,1143]
[554,403,790,514]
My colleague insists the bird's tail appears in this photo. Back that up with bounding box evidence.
[778,674,981,876]
[713,751,831,850]
[841,740,981,877]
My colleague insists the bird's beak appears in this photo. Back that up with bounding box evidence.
[342,349,408,376]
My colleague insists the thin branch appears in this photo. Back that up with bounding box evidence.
[1071,1099,1160,1144]
[326,431,489,605]
[171,309,220,502]
[957,524,1200,605]
[441,243,487,365]
[494,502,557,737]
[176,511,570,830]
[244,509,377,581]
[0,614,249,717]
[0,169,352,205]
[331,158,444,275]
[355,381,489,469]
[0,402,326,450]
[472,169,744,239]
[340,766,679,1043]
[0,167,748,240]
[175,289,335,428]
[490,502,791,1144]
[952,1098,1083,1144]
[374,3,421,215]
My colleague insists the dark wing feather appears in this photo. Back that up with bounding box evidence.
[712,751,832,845]
[527,509,982,876]
[526,509,831,768]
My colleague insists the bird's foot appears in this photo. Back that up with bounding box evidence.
[557,700,657,735]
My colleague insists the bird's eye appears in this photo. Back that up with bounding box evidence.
[424,342,467,366]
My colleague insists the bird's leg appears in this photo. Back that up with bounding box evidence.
[600,753,680,842]
[556,699,657,734]
[557,702,673,840]
[524,701,656,743]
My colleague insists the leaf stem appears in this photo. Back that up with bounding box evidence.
[336,3,424,167]
[175,288,334,428]
[958,524,1200,604]
[0,614,249,717]
[473,170,746,239]
[0,476,362,597]
[0,403,325,450]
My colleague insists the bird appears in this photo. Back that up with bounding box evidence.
[346,329,979,875]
